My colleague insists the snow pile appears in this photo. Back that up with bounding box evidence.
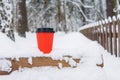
[0,59,12,72]
[78,22,97,31]
[52,32,104,64]
[0,31,120,80]
[0,32,104,65]
[0,32,42,58]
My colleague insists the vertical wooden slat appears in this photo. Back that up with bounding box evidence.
[88,28,90,39]
[92,27,95,40]
[117,18,120,57]
[105,23,108,50]
[91,27,95,40]
[96,22,99,42]
[103,24,106,49]
[91,27,96,40]
[94,27,96,40]
[97,26,99,43]
[99,25,102,45]
[101,24,105,48]
[101,24,103,46]
[97,25,100,44]
[108,22,113,55]
[95,26,97,41]
[112,19,117,57]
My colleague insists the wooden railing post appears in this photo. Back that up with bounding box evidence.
[94,25,99,41]
[97,25,101,44]
[108,18,113,55]
[102,22,106,49]
[104,22,108,51]
[98,21,102,45]
[112,17,117,57]
[117,17,120,57]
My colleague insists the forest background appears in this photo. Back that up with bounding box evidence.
[0,0,119,41]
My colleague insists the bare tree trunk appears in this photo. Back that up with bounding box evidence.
[55,0,62,31]
[81,0,86,25]
[99,0,104,17]
[0,0,15,41]
[44,0,49,8]
[17,0,28,37]
[63,0,68,33]
[106,0,116,17]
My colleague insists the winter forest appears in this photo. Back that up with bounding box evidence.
[0,0,119,41]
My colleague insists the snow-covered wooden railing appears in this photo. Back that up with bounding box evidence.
[80,15,120,57]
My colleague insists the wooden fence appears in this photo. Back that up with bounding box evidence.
[80,16,120,57]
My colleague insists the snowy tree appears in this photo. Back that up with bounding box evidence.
[93,0,106,20]
[26,0,42,32]
[26,0,79,32]
[0,0,109,40]
[0,0,107,35]
[26,0,107,33]
[0,0,15,41]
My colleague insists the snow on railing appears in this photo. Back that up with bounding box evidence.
[80,15,120,57]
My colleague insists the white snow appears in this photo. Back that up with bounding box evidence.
[0,31,119,80]
[105,18,109,23]
[117,14,120,19]
[78,22,97,31]
[103,53,120,80]
[108,17,112,22]
[58,63,62,69]
[68,58,77,67]
[112,16,117,21]
[28,57,32,65]
[0,59,12,72]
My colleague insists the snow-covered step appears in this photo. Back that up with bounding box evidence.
[0,56,80,75]
[0,56,103,75]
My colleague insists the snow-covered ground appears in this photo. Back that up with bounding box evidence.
[0,32,120,80]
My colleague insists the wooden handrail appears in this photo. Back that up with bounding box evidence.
[80,16,120,57]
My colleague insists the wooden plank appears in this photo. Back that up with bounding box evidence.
[95,26,99,41]
[98,26,101,43]
[11,57,80,71]
[117,19,120,57]
[108,22,113,54]
[92,27,95,40]
[93,27,96,40]
[95,26,98,42]
[104,23,108,50]
[101,24,105,48]
[112,20,117,57]
[99,25,102,45]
